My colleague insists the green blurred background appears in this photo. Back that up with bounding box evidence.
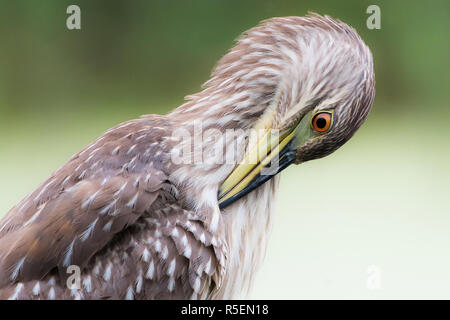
[0,0,449,299]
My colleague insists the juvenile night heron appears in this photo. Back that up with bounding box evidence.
[0,14,374,299]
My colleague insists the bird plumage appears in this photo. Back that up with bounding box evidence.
[0,117,226,299]
[0,14,374,299]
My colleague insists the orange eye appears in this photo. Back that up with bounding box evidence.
[312,112,332,133]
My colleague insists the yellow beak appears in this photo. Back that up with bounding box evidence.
[217,113,313,208]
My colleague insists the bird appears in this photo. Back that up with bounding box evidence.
[0,13,374,300]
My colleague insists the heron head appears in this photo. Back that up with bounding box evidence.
[218,14,375,208]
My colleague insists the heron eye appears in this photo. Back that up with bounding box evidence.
[312,112,332,133]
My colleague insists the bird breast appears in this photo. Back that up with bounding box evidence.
[214,175,280,299]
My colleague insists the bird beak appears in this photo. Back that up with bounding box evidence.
[218,112,313,209]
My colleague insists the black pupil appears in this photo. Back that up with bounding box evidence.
[316,117,327,129]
